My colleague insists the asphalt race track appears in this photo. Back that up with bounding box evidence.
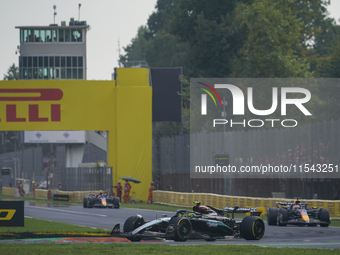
[8,202,340,248]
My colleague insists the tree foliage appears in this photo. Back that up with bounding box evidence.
[119,0,189,70]
[120,0,340,132]
[170,0,249,77]
[232,0,313,78]
[3,63,19,80]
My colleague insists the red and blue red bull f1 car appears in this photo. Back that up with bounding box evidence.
[267,198,330,227]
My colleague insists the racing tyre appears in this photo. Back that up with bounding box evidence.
[83,197,88,208]
[319,209,330,227]
[277,208,288,226]
[106,198,113,208]
[126,235,143,242]
[113,197,120,209]
[168,217,192,242]
[123,215,145,233]
[267,207,278,226]
[87,198,93,208]
[240,216,265,240]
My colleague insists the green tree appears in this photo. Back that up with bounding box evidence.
[232,0,313,78]
[145,31,189,68]
[313,42,340,120]
[120,0,189,71]
[148,0,181,36]
[145,0,190,70]
[3,63,19,80]
[119,26,150,65]
[170,0,249,77]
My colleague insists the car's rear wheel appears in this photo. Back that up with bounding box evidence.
[168,217,192,242]
[319,209,330,227]
[267,207,278,225]
[240,216,265,240]
[113,197,120,209]
[277,208,288,226]
[83,197,88,208]
[106,198,113,208]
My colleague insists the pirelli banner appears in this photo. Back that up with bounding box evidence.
[0,68,152,202]
[0,201,24,227]
[153,191,340,217]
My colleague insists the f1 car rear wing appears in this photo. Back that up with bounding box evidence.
[222,206,262,218]
[276,201,308,208]
[222,206,258,213]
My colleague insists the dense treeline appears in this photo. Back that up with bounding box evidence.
[121,0,340,78]
[120,0,340,128]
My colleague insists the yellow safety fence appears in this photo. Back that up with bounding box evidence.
[55,190,103,202]
[153,190,340,218]
[2,188,339,217]
[35,189,103,202]
[1,188,102,202]
[2,187,15,197]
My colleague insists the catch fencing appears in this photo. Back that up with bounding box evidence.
[0,147,43,191]
[153,119,340,200]
[53,167,113,192]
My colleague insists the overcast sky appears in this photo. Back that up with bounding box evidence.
[0,0,339,81]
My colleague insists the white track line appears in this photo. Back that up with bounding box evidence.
[25,205,107,217]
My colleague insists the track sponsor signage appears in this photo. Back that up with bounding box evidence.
[53,194,70,201]
[1,168,11,175]
[0,81,115,131]
[0,201,24,226]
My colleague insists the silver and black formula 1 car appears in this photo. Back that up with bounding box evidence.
[111,202,265,242]
[267,198,330,227]
[83,192,120,209]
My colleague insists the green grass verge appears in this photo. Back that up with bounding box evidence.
[0,217,108,234]
[0,243,338,255]
[0,217,110,239]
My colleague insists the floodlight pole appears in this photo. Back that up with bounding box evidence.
[53,5,57,24]
[78,4,81,21]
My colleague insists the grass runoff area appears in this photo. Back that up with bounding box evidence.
[0,194,339,254]
[0,244,339,255]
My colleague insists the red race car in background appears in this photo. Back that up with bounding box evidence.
[267,198,330,227]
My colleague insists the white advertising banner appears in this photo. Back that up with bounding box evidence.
[24,131,86,143]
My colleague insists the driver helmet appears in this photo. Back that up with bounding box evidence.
[99,190,103,194]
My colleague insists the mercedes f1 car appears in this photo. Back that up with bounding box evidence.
[267,198,330,227]
[111,202,265,242]
[83,192,120,209]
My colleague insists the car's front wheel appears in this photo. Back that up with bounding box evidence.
[123,215,145,233]
[240,216,265,240]
[319,209,330,227]
[87,198,93,208]
[113,197,120,209]
[167,217,192,242]
[83,197,88,208]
